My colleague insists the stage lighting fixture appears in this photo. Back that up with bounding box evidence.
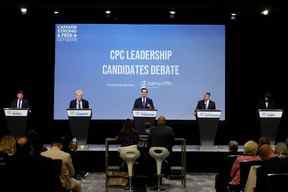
[54,10,60,15]
[105,10,111,15]
[261,9,269,15]
[169,10,176,15]
[20,7,28,15]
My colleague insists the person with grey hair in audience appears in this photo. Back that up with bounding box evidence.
[274,142,288,158]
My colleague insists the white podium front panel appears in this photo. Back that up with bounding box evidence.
[132,110,157,118]
[196,111,221,118]
[258,110,283,118]
[4,108,29,117]
[67,109,92,117]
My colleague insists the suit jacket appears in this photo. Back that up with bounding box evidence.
[148,125,175,152]
[41,146,75,189]
[133,97,155,110]
[257,98,276,109]
[69,99,89,109]
[195,99,216,111]
[10,99,29,109]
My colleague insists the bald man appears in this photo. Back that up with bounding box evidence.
[69,90,89,109]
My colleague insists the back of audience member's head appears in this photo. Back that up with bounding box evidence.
[243,140,258,155]
[258,137,271,148]
[51,137,64,149]
[120,119,136,135]
[157,116,166,126]
[258,144,274,160]
[275,142,288,157]
[228,140,239,154]
[16,135,31,157]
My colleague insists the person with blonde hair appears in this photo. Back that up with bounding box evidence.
[229,140,260,188]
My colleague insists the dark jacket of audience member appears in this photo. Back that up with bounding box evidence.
[148,116,175,152]
[117,119,139,147]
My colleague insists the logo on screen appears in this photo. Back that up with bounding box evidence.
[56,25,78,42]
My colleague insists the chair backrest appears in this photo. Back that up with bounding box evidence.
[266,173,288,192]
[240,160,262,188]
[256,158,288,192]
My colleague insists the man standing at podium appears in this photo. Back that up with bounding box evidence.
[195,92,216,111]
[69,89,89,109]
[133,87,155,110]
[11,90,29,109]
[258,92,276,109]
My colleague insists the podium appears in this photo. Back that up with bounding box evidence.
[196,110,221,146]
[3,108,29,136]
[132,109,157,134]
[67,109,92,145]
[258,109,283,143]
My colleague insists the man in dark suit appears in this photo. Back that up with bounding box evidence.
[11,90,29,109]
[147,116,174,188]
[69,89,89,109]
[148,116,174,152]
[195,92,216,111]
[258,92,276,109]
[133,87,155,110]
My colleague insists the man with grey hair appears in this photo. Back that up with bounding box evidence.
[69,89,89,109]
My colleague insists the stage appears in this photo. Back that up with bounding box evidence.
[44,144,244,173]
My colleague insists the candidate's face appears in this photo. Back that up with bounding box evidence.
[141,90,148,97]
[75,93,82,101]
[204,94,210,101]
[17,93,24,100]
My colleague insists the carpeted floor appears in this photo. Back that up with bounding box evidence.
[81,173,216,192]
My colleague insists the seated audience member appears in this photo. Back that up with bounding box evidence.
[117,119,139,147]
[229,140,260,189]
[147,116,175,187]
[148,116,175,151]
[258,137,271,148]
[258,144,276,161]
[274,142,288,158]
[215,140,239,192]
[228,140,239,155]
[41,138,81,192]
[0,134,16,156]
[15,135,32,159]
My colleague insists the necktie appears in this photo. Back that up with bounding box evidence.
[142,98,146,108]
[17,100,22,109]
[77,101,80,109]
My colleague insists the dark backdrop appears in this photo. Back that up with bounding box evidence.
[0,3,286,144]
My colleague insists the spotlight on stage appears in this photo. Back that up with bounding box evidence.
[20,7,28,15]
[261,8,269,16]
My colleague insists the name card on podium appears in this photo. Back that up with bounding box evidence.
[67,109,92,117]
[3,108,29,117]
[132,110,157,118]
[196,110,221,118]
[258,109,283,118]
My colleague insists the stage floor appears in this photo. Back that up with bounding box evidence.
[45,144,244,152]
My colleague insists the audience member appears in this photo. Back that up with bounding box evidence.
[274,142,288,158]
[117,119,139,147]
[229,140,260,188]
[41,138,81,192]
